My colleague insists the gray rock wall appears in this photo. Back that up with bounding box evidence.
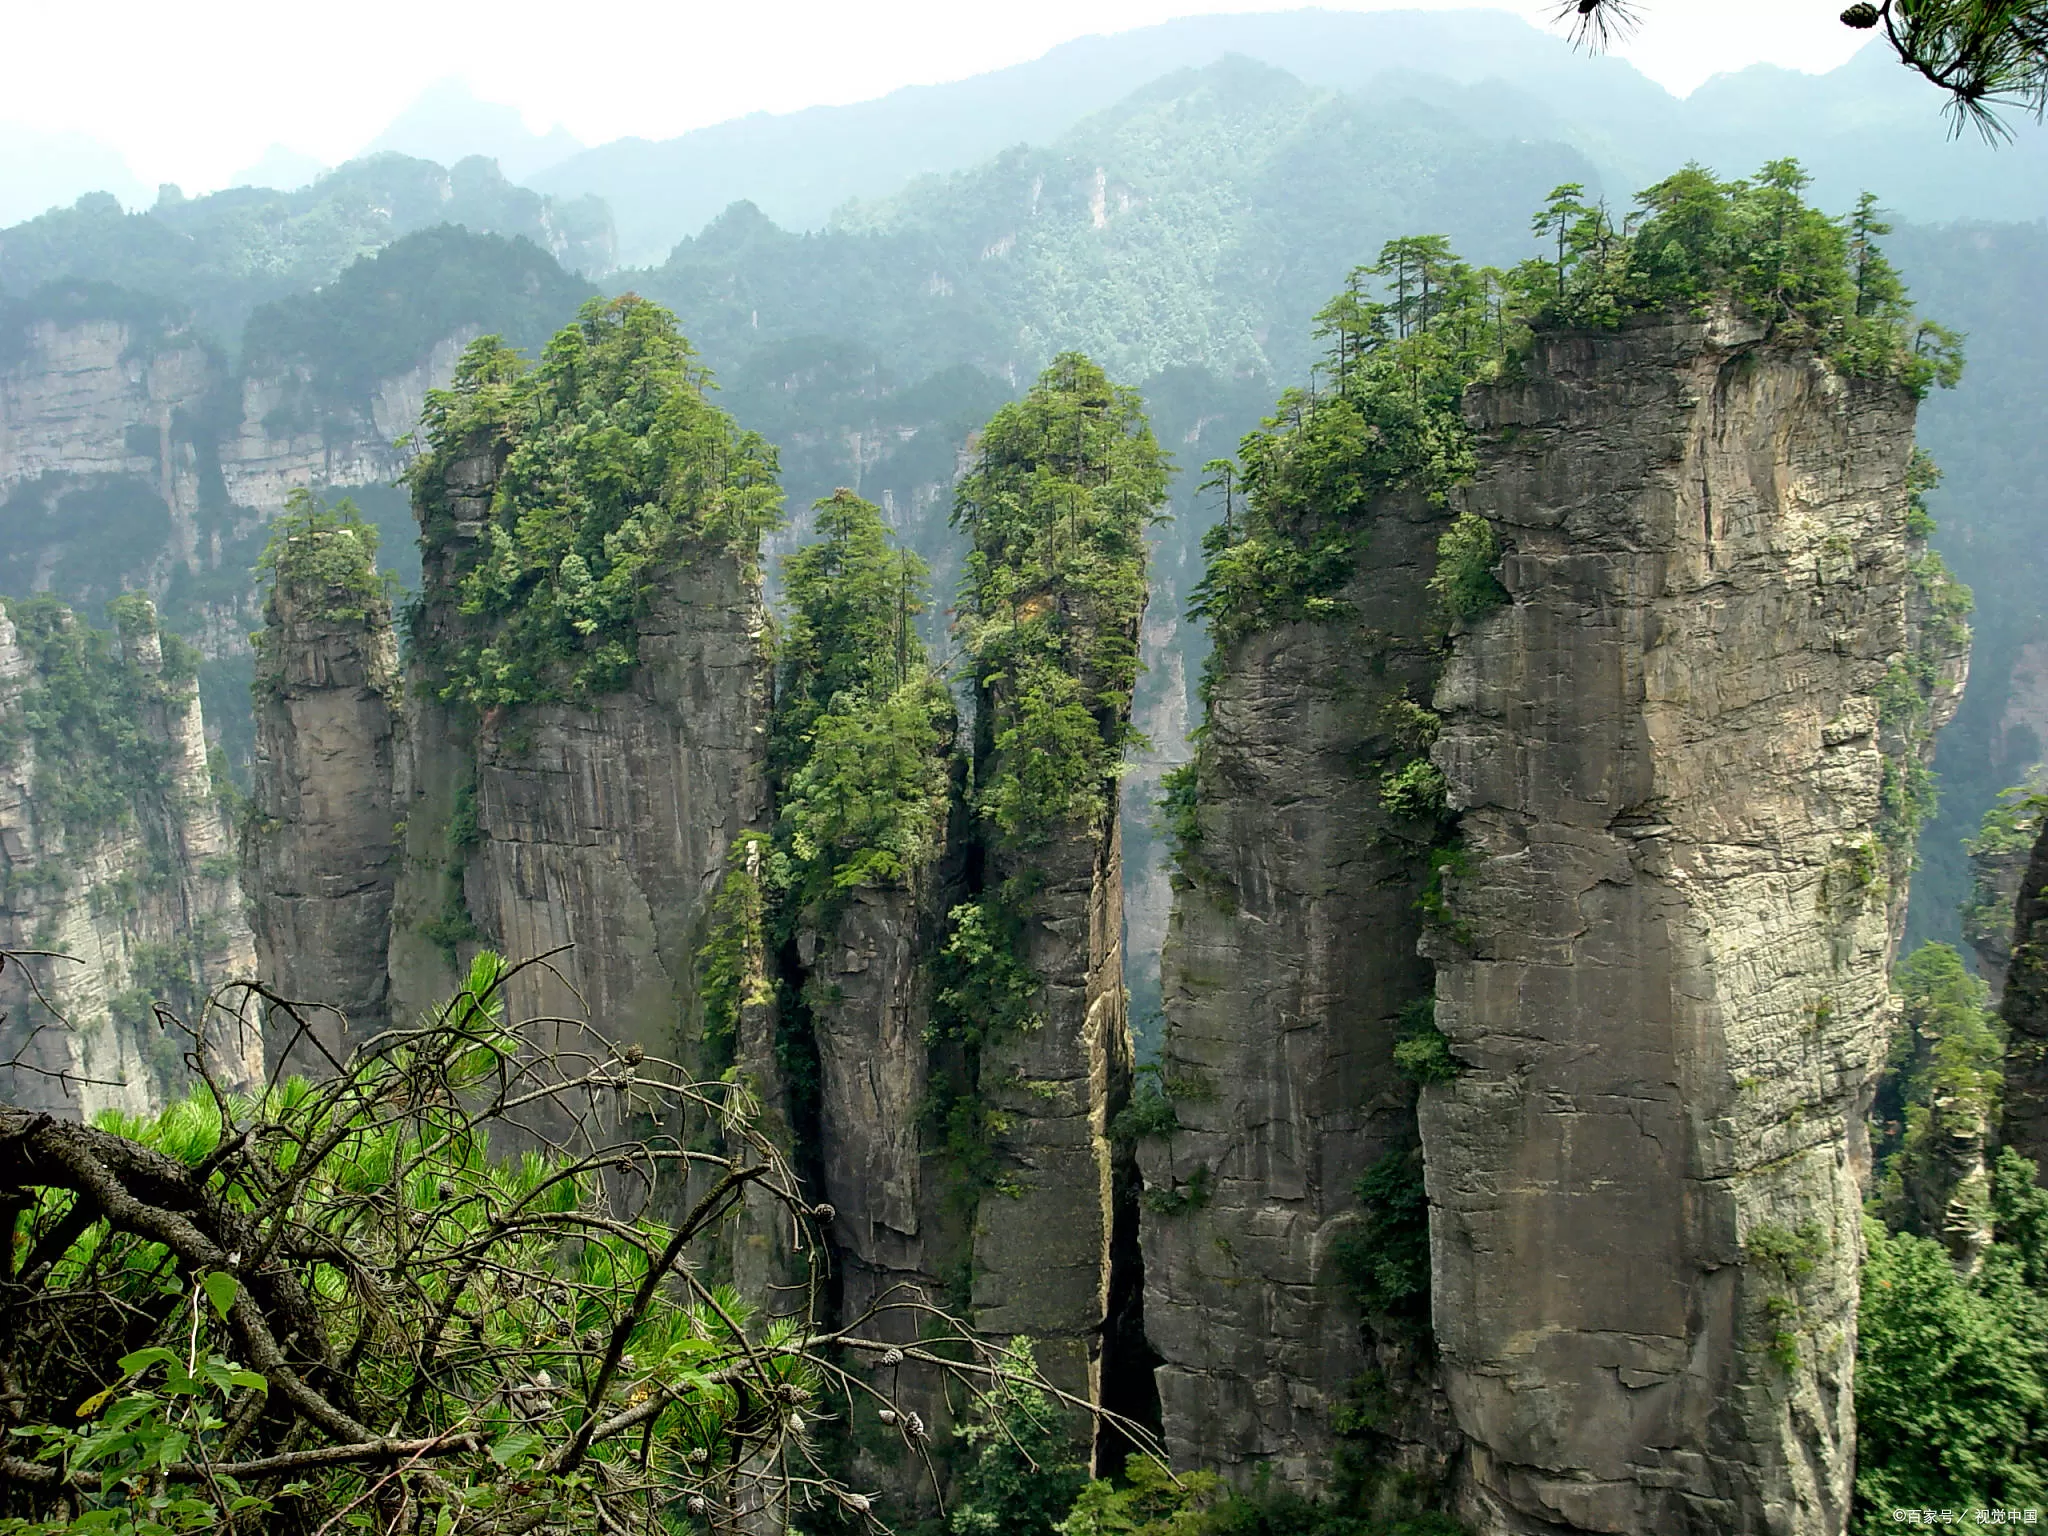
[245,558,402,1074]
[1424,316,1922,1536]
[1139,487,1457,1489]
[2001,820,2048,1180]
[973,815,1134,1421]
[387,448,774,1109]
[0,600,259,1115]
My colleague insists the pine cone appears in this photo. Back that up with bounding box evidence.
[1841,3,1880,26]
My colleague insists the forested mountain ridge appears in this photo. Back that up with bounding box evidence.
[532,7,2048,266]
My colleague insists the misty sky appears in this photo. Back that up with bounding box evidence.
[9,0,1872,194]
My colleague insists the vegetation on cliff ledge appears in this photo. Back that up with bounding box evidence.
[771,489,955,919]
[0,595,198,841]
[1856,941,2048,1524]
[954,351,1167,851]
[408,294,782,710]
[253,490,391,626]
[1189,161,1960,659]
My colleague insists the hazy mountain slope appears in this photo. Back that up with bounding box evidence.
[1889,222,2048,946]
[643,58,1595,386]
[0,155,612,349]
[535,7,2048,266]
[361,78,584,183]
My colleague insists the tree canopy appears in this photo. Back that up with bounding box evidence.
[408,296,782,711]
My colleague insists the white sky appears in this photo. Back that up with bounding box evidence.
[6,0,1871,194]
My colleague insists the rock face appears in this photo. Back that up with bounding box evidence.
[1964,790,2045,1002]
[386,447,775,1100]
[1424,316,1924,1535]
[2001,820,2048,1181]
[809,883,961,1331]
[244,547,402,1074]
[0,316,433,588]
[973,813,1134,1414]
[0,599,260,1116]
[1139,487,1457,1489]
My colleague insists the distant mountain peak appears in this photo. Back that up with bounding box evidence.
[360,77,584,185]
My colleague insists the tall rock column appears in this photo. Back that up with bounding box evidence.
[1139,486,1457,1488]
[1425,315,1926,1535]
[950,355,1165,1435]
[245,507,402,1075]
[972,813,1132,1411]
[2000,820,2048,1179]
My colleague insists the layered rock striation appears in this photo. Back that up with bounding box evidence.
[1425,314,1926,1534]
[244,522,403,1073]
[1139,485,1457,1487]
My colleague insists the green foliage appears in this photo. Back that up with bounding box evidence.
[1191,237,1502,653]
[698,833,773,1072]
[0,950,887,1536]
[1141,1162,1213,1216]
[1744,1221,1831,1373]
[0,595,184,840]
[1531,161,1963,396]
[934,895,1043,1053]
[1378,760,1449,827]
[253,488,390,623]
[1060,1455,1228,1536]
[1963,787,2048,958]
[416,775,486,963]
[1111,1070,1180,1143]
[1869,476,1972,869]
[1331,1142,1433,1329]
[772,490,954,919]
[1427,513,1507,622]
[1391,997,1460,1086]
[954,352,1167,848]
[1854,1152,2048,1527]
[411,296,783,710]
[1191,161,1956,660]
[1157,760,1204,876]
[950,1342,1088,1536]
[1873,942,2008,1239]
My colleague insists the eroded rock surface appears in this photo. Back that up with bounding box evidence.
[974,815,1134,1417]
[387,447,774,1104]
[2001,820,2048,1181]
[1425,316,1924,1535]
[1140,488,1457,1490]
[0,600,259,1115]
[245,553,402,1074]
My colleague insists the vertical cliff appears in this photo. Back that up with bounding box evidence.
[1425,313,1924,1534]
[1964,789,2045,1002]
[244,499,402,1074]
[0,595,258,1114]
[2001,821,2048,1181]
[387,305,778,1118]
[1139,483,1458,1487]
[947,354,1164,1434]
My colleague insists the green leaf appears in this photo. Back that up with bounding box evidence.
[489,1431,541,1469]
[201,1270,238,1320]
[117,1347,181,1379]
